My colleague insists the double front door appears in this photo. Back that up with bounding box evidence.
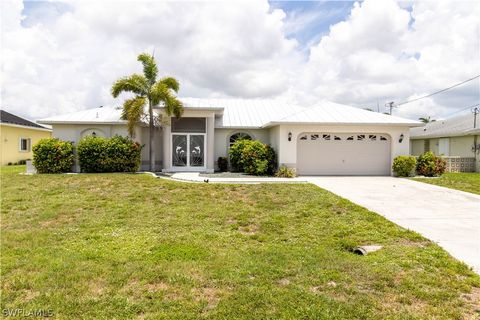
[172,134,205,170]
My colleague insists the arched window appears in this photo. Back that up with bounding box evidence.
[229,132,252,148]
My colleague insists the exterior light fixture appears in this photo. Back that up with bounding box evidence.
[399,133,404,143]
[92,132,97,137]
[288,132,292,141]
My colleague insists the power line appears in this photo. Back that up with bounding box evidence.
[440,103,480,118]
[395,74,480,107]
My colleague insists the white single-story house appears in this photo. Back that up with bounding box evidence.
[410,113,480,172]
[38,98,421,175]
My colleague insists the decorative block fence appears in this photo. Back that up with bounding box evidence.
[442,157,476,173]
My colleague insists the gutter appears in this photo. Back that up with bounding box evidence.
[261,121,423,128]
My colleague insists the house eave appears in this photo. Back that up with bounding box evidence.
[261,121,423,128]
[37,120,128,125]
[0,122,52,132]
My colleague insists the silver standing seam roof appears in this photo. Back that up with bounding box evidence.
[38,98,421,128]
[410,113,480,139]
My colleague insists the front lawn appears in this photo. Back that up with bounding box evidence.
[1,166,479,319]
[412,172,480,195]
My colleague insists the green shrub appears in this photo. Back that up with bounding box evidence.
[275,166,296,178]
[392,155,417,177]
[229,139,250,172]
[217,157,228,172]
[77,135,142,173]
[33,138,75,173]
[7,162,12,166]
[416,151,446,177]
[17,159,28,165]
[240,140,276,176]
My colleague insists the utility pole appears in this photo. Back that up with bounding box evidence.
[385,101,395,115]
[472,106,479,128]
[472,106,479,170]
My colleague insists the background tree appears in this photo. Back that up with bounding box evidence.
[112,53,183,171]
[419,116,436,123]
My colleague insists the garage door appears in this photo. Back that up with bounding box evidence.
[297,133,391,176]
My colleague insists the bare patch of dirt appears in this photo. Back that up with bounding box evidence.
[40,213,76,227]
[89,278,106,297]
[146,282,168,293]
[21,289,39,302]
[238,224,259,236]
[193,287,224,311]
[278,278,290,286]
[462,287,480,319]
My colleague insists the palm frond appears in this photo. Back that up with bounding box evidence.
[137,53,158,85]
[164,91,184,118]
[150,82,184,117]
[121,97,146,137]
[111,74,148,98]
[159,77,180,93]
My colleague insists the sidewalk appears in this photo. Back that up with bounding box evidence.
[154,172,307,184]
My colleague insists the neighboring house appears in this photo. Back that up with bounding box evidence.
[410,113,480,172]
[38,98,420,175]
[0,110,52,165]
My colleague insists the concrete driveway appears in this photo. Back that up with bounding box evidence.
[305,176,480,273]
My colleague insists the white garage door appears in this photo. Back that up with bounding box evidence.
[297,133,391,176]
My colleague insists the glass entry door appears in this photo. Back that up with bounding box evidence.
[172,134,205,169]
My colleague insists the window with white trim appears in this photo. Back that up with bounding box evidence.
[229,132,252,148]
[19,138,31,152]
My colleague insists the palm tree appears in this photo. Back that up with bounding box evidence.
[419,116,435,123]
[112,53,183,171]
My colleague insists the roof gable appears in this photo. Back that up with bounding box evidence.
[1,110,48,129]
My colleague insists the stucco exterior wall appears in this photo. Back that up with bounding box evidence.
[273,125,411,174]
[51,124,130,144]
[213,128,270,165]
[0,124,51,165]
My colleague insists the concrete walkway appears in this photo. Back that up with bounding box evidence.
[162,172,308,184]
[305,176,480,273]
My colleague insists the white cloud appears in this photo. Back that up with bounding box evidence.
[301,0,479,119]
[1,0,479,121]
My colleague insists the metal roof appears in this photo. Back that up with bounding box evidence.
[38,98,421,128]
[410,113,480,139]
[262,101,421,127]
[1,109,50,130]
[38,107,126,125]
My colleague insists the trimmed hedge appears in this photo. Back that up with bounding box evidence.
[77,136,142,173]
[229,139,276,175]
[392,155,417,177]
[33,138,75,173]
[416,151,446,177]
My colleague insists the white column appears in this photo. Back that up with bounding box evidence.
[206,115,215,173]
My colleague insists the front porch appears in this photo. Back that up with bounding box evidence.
[159,109,219,173]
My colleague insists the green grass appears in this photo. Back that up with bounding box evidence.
[1,165,479,319]
[412,172,480,195]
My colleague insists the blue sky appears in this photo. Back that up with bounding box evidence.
[270,1,354,49]
[4,0,479,120]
